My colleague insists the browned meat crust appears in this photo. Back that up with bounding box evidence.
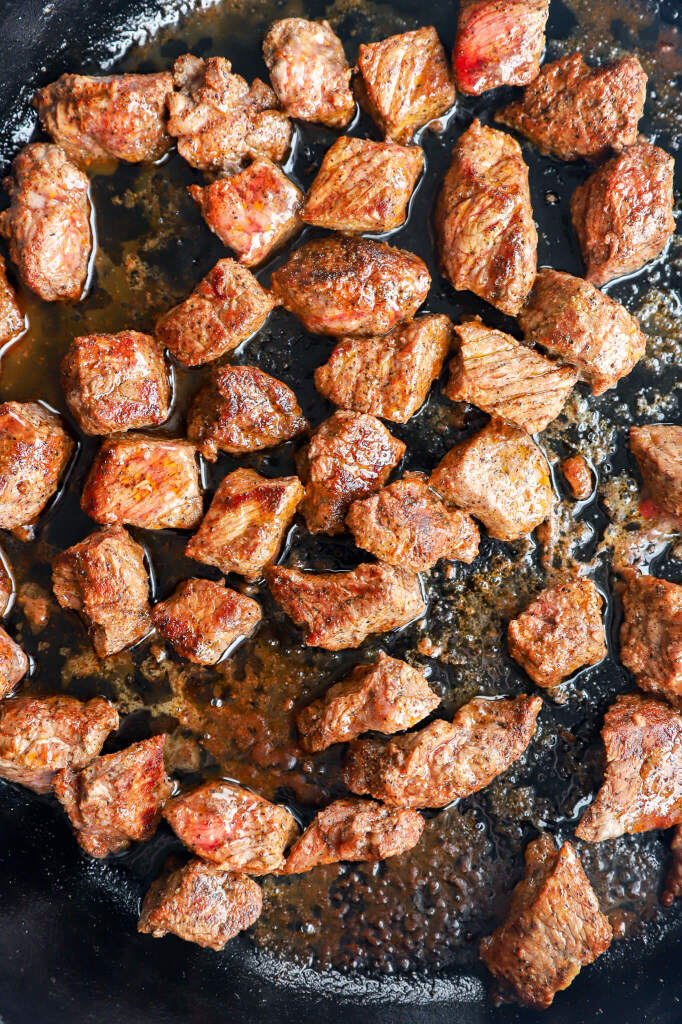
[0,402,74,531]
[152,578,261,665]
[0,256,23,346]
[453,0,549,95]
[619,570,682,704]
[0,626,29,700]
[561,455,592,500]
[630,425,682,519]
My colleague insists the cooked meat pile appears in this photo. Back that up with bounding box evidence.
[561,455,592,501]
[453,0,549,95]
[629,425,682,519]
[0,256,23,345]
[619,570,682,705]
[152,578,261,665]
[0,402,74,530]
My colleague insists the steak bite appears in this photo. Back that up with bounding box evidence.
[266,562,426,651]
[435,120,537,316]
[453,0,549,95]
[619,570,682,704]
[561,455,592,500]
[152,578,261,665]
[0,256,23,346]
[0,627,29,700]
[0,402,74,531]
[630,425,682,519]
[479,835,612,1009]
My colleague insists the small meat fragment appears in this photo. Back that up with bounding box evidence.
[0,256,22,346]
[81,434,202,531]
[0,402,73,531]
[138,858,262,950]
[296,651,440,752]
[453,0,549,95]
[61,330,171,435]
[662,826,682,907]
[163,780,299,873]
[297,411,405,535]
[346,473,480,571]
[186,364,307,461]
[185,469,303,580]
[344,694,542,807]
[480,834,612,1009]
[576,693,682,841]
[570,142,675,285]
[356,26,455,143]
[152,578,261,665]
[0,143,91,302]
[155,258,275,368]
[435,120,537,316]
[270,235,430,338]
[496,53,647,161]
[518,269,646,396]
[167,54,292,172]
[263,18,354,128]
[54,735,172,858]
[0,694,118,793]
[189,158,302,267]
[52,526,152,658]
[0,627,28,699]
[619,570,682,704]
[0,550,14,617]
[561,455,592,500]
[266,562,426,650]
[429,420,552,542]
[630,425,682,519]
[301,137,423,234]
[280,798,424,873]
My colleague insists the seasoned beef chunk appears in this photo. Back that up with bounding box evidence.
[52,526,152,658]
[0,257,22,346]
[343,694,541,807]
[167,54,292,172]
[0,143,91,302]
[301,137,423,234]
[619,570,682,704]
[163,780,299,873]
[189,158,303,266]
[297,411,405,535]
[54,735,172,858]
[263,19,354,128]
[496,54,647,162]
[0,402,73,531]
[185,469,303,580]
[429,421,552,542]
[280,798,424,873]
[0,627,28,700]
[518,269,646,396]
[576,694,682,841]
[570,142,675,285]
[152,578,261,665]
[61,331,171,435]
[186,364,307,461]
[663,826,682,907]
[453,0,549,95]
[435,120,537,316]
[82,434,202,531]
[0,695,118,793]
[480,835,612,1009]
[630,425,682,519]
[296,651,440,752]
[266,562,426,650]
[561,455,592,500]
[356,27,455,143]
[270,235,430,338]
[346,473,480,571]
[444,318,576,434]
[138,858,262,950]
[314,314,452,423]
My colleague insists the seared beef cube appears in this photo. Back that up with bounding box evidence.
[356,27,455,143]
[163,780,299,873]
[297,411,405,535]
[630,425,682,519]
[576,693,682,841]
[152,578,261,665]
[480,835,612,1009]
[52,526,152,658]
[561,455,592,500]
[663,827,682,907]
[429,421,553,542]
[189,158,303,267]
[270,235,430,338]
[280,798,424,874]
[619,570,682,704]
[0,627,28,699]
[61,330,171,435]
[496,54,647,162]
[186,364,307,461]
[263,18,354,128]
[138,858,262,950]
[81,434,202,531]
[0,695,118,793]
[453,0,549,95]
[435,120,537,316]
[266,562,426,650]
[301,137,423,234]
[0,143,91,302]
[167,54,292,172]
[0,402,73,531]
[296,651,440,752]
[0,256,22,346]
[343,694,541,807]
[185,469,303,580]
[445,318,576,434]
[155,258,275,367]
[346,473,480,571]
[54,735,172,858]
[571,142,675,285]
[518,269,646,396]
[314,314,452,423]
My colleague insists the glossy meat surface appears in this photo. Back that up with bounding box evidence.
[630,425,682,519]
[619,570,682,704]
[0,402,73,530]
[0,626,29,700]
[561,455,592,500]
[0,256,23,346]
[453,0,549,95]
[152,578,261,665]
